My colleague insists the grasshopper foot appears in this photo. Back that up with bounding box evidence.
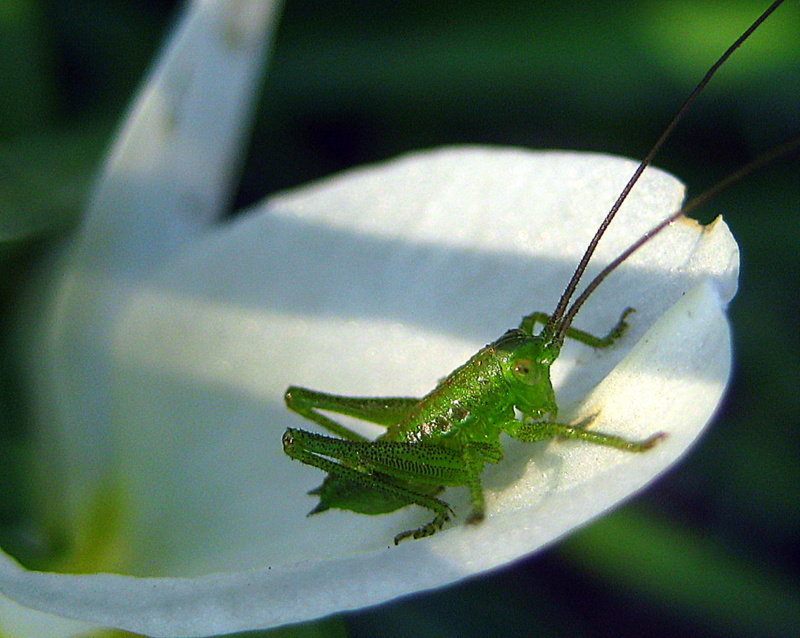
[636,431,668,451]
[393,507,452,545]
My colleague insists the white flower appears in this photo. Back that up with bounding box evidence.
[0,1,737,636]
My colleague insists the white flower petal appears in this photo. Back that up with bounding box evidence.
[86,0,281,255]
[0,589,101,638]
[10,0,281,560]
[1,147,737,636]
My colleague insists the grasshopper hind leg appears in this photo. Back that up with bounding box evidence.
[282,428,453,544]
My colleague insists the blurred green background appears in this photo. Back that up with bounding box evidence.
[1,1,798,637]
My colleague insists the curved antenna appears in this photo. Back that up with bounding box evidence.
[542,0,786,344]
[557,134,800,339]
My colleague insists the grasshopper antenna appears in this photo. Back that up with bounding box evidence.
[541,0,786,345]
[560,134,800,333]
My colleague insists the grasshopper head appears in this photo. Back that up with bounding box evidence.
[497,330,560,419]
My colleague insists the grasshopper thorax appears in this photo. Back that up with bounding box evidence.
[495,329,559,420]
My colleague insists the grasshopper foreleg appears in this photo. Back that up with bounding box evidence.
[520,307,635,348]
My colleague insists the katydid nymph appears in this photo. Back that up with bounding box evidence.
[282,1,788,545]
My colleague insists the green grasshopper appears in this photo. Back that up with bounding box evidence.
[282,1,787,545]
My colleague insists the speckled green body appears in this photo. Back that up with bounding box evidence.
[282,310,662,544]
[384,329,557,446]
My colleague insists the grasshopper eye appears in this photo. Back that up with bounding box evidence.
[513,360,531,375]
[512,359,540,385]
